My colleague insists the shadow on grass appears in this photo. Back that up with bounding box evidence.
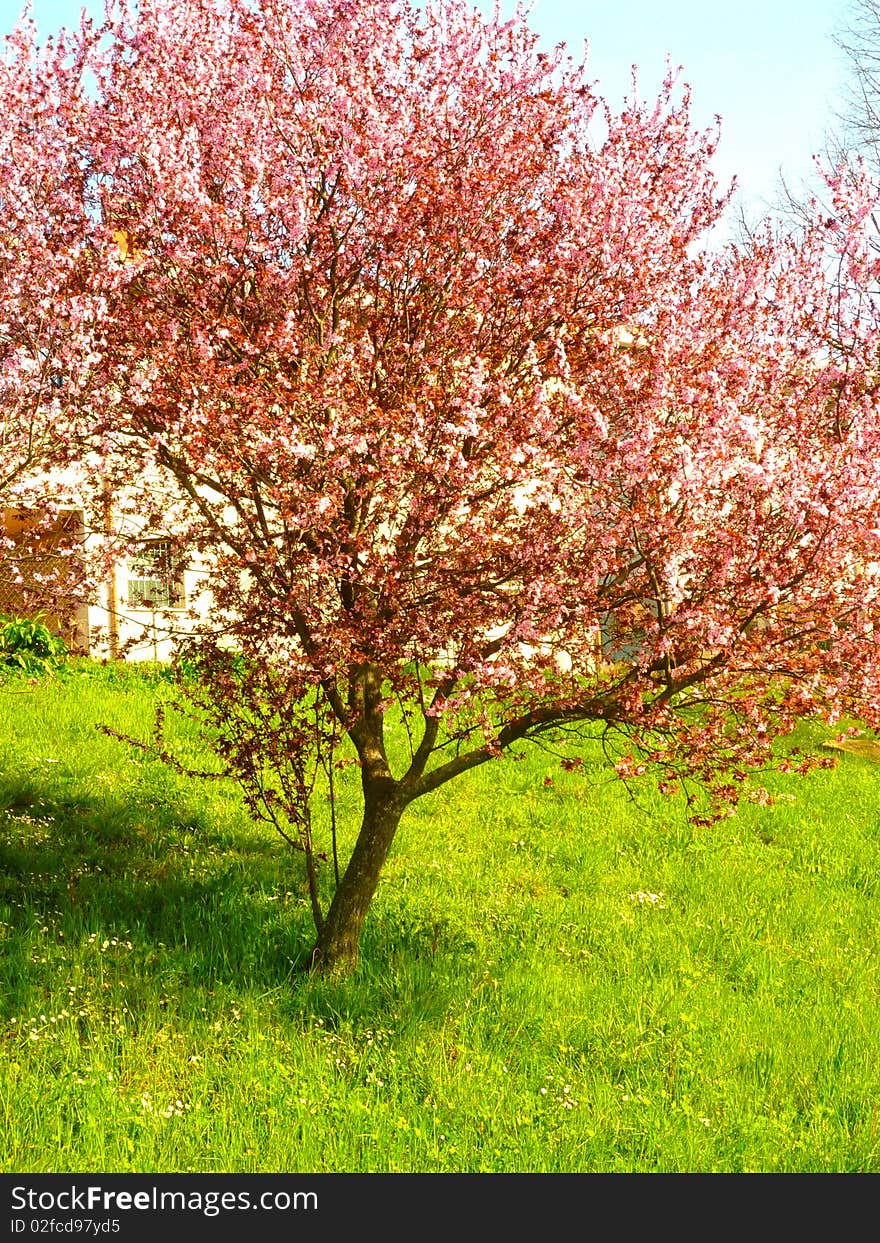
[0,770,477,1029]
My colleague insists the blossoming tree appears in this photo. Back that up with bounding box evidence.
[0,20,94,630]
[8,0,880,970]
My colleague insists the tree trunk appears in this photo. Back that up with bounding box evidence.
[310,782,405,974]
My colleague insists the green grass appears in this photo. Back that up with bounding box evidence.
[1,661,879,1172]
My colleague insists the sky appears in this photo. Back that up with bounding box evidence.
[2,0,853,225]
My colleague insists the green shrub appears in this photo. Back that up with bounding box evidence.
[0,614,67,678]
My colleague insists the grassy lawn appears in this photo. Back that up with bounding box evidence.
[1,661,879,1172]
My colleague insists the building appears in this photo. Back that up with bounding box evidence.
[1,485,210,662]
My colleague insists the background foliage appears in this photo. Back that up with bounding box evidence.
[0,614,67,679]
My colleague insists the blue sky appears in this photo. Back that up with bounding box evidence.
[4,0,851,221]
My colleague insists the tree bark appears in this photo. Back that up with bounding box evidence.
[309,779,405,974]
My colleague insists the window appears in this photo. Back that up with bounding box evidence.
[126,539,185,610]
